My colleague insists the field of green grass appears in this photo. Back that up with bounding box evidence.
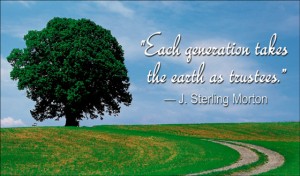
[1,122,299,175]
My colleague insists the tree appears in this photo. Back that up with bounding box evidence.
[7,17,132,126]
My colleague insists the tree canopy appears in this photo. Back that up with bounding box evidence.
[7,17,132,126]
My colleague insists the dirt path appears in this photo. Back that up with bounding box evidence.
[187,140,259,176]
[231,141,284,176]
[186,140,284,176]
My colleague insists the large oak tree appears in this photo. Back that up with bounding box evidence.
[7,17,132,126]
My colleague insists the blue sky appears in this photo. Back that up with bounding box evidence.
[1,1,299,127]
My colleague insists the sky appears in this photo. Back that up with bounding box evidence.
[1,1,299,127]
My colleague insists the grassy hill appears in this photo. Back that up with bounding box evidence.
[1,122,299,175]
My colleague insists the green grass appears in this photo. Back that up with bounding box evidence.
[100,122,299,175]
[204,144,269,176]
[248,141,300,176]
[107,122,298,142]
[1,122,299,175]
[1,126,239,175]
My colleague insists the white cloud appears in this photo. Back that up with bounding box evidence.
[1,117,26,127]
[1,56,13,83]
[1,17,49,38]
[1,24,26,38]
[95,1,134,18]
[6,0,36,7]
[5,1,36,8]
[18,1,36,7]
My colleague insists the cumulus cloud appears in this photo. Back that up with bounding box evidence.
[1,117,26,127]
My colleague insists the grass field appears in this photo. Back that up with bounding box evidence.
[1,122,299,175]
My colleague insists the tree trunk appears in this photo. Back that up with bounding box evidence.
[65,110,80,127]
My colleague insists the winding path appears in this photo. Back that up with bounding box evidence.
[231,141,285,176]
[187,140,284,176]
